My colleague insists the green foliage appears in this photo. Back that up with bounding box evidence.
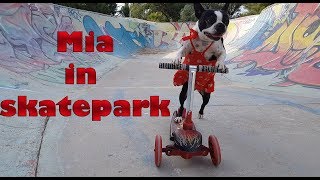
[120,3,130,17]
[146,3,186,22]
[180,3,244,21]
[57,3,274,22]
[130,3,186,22]
[179,4,197,22]
[129,3,148,19]
[57,3,118,15]
[147,12,167,22]
[242,3,273,16]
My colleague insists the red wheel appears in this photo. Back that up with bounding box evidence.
[208,135,221,166]
[154,135,162,167]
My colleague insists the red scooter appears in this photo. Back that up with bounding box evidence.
[154,62,228,167]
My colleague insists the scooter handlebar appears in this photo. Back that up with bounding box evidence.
[159,63,229,74]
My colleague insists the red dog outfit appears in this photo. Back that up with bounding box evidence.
[173,29,217,93]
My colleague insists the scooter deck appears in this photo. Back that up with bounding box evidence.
[170,110,196,141]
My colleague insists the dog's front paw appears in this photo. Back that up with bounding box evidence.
[216,60,226,72]
[198,113,204,119]
[174,116,183,123]
[173,56,182,65]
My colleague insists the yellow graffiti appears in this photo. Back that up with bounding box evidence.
[261,6,319,53]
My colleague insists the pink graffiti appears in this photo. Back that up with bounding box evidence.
[230,4,320,88]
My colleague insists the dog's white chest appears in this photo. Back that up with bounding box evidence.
[191,39,224,60]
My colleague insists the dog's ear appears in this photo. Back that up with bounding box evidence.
[194,3,205,19]
[222,3,229,13]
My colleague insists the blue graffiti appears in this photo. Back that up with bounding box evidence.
[240,22,271,51]
[237,67,275,76]
[82,15,155,58]
[83,15,104,37]
[53,5,61,16]
[83,15,118,57]
[68,8,83,22]
[235,62,276,76]
[104,21,150,57]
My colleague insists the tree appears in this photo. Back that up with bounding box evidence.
[119,3,130,17]
[180,4,197,22]
[129,3,186,22]
[129,3,148,20]
[57,3,118,15]
[146,3,186,22]
[147,12,167,22]
[241,3,273,16]
[180,3,244,21]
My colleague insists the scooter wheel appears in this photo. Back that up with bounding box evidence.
[208,135,221,166]
[154,135,162,167]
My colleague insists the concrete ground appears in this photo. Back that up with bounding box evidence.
[33,51,320,176]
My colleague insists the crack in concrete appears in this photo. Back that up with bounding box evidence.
[34,116,49,177]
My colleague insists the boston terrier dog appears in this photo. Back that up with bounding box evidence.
[173,3,230,122]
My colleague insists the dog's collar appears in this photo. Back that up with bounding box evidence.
[182,29,198,41]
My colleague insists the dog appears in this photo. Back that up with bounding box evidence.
[173,3,230,123]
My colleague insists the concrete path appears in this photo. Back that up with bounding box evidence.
[36,52,320,176]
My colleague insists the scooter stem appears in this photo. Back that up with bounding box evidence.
[183,65,197,130]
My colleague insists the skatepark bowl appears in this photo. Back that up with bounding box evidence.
[0,3,319,177]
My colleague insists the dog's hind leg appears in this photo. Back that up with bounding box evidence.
[175,82,188,123]
[199,91,211,119]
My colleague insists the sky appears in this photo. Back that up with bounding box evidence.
[117,3,125,10]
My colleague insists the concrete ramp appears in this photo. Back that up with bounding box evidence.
[0,3,319,177]
[225,3,320,97]
[0,3,319,95]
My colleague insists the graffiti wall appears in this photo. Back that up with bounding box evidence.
[0,3,192,89]
[0,3,121,87]
[0,3,319,95]
[225,3,320,93]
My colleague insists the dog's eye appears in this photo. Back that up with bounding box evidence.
[205,19,213,25]
[222,17,229,26]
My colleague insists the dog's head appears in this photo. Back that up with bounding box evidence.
[194,3,230,41]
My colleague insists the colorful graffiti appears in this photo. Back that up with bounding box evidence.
[0,3,319,92]
[224,15,258,46]
[0,3,105,85]
[0,3,195,87]
[226,3,320,88]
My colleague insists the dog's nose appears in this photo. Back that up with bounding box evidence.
[216,23,226,33]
